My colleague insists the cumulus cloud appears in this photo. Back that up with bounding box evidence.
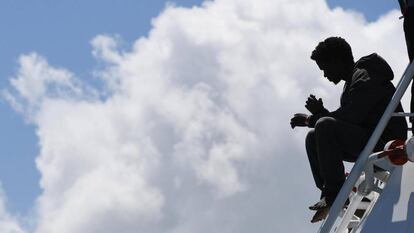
[3,0,409,232]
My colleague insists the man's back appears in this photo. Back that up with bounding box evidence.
[343,53,407,143]
[311,53,407,146]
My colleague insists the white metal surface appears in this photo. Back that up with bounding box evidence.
[405,137,414,161]
[355,164,414,233]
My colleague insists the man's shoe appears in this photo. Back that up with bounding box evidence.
[311,206,330,223]
[309,197,328,211]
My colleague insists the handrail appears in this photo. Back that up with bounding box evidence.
[392,112,414,117]
[318,60,414,233]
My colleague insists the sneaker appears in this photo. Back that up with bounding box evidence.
[311,206,330,223]
[309,197,328,211]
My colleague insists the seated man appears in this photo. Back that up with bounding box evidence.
[290,37,407,222]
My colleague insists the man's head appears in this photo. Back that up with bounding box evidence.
[311,37,354,84]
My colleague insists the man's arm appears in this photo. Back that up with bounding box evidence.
[305,94,329,115]
[329,84,385,124]
[290,113,309,128]
[307,79,387,127]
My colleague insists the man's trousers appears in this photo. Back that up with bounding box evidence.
[305,117,370,205]
[404,7,414,62]
[405,8,414,119]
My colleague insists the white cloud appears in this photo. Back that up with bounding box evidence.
[4,0,409,233]
[3,53,96,121]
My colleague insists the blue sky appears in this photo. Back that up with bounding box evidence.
[0,0,402,218]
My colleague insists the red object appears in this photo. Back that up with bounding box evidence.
[380,140,408,166]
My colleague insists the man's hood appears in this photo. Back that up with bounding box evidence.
[354,53,394,83]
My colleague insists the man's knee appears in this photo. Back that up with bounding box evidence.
[306,129,315,147]
[305,129,318,161]
[314,117,337,133]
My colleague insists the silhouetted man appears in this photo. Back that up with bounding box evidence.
[290,37,407,222]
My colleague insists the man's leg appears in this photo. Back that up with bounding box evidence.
[306,129,324,195]
[314,117,370,206]
[405,7,414,126]
[404,7,414,62]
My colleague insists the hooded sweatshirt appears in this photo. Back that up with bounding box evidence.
[309,53,407,148]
